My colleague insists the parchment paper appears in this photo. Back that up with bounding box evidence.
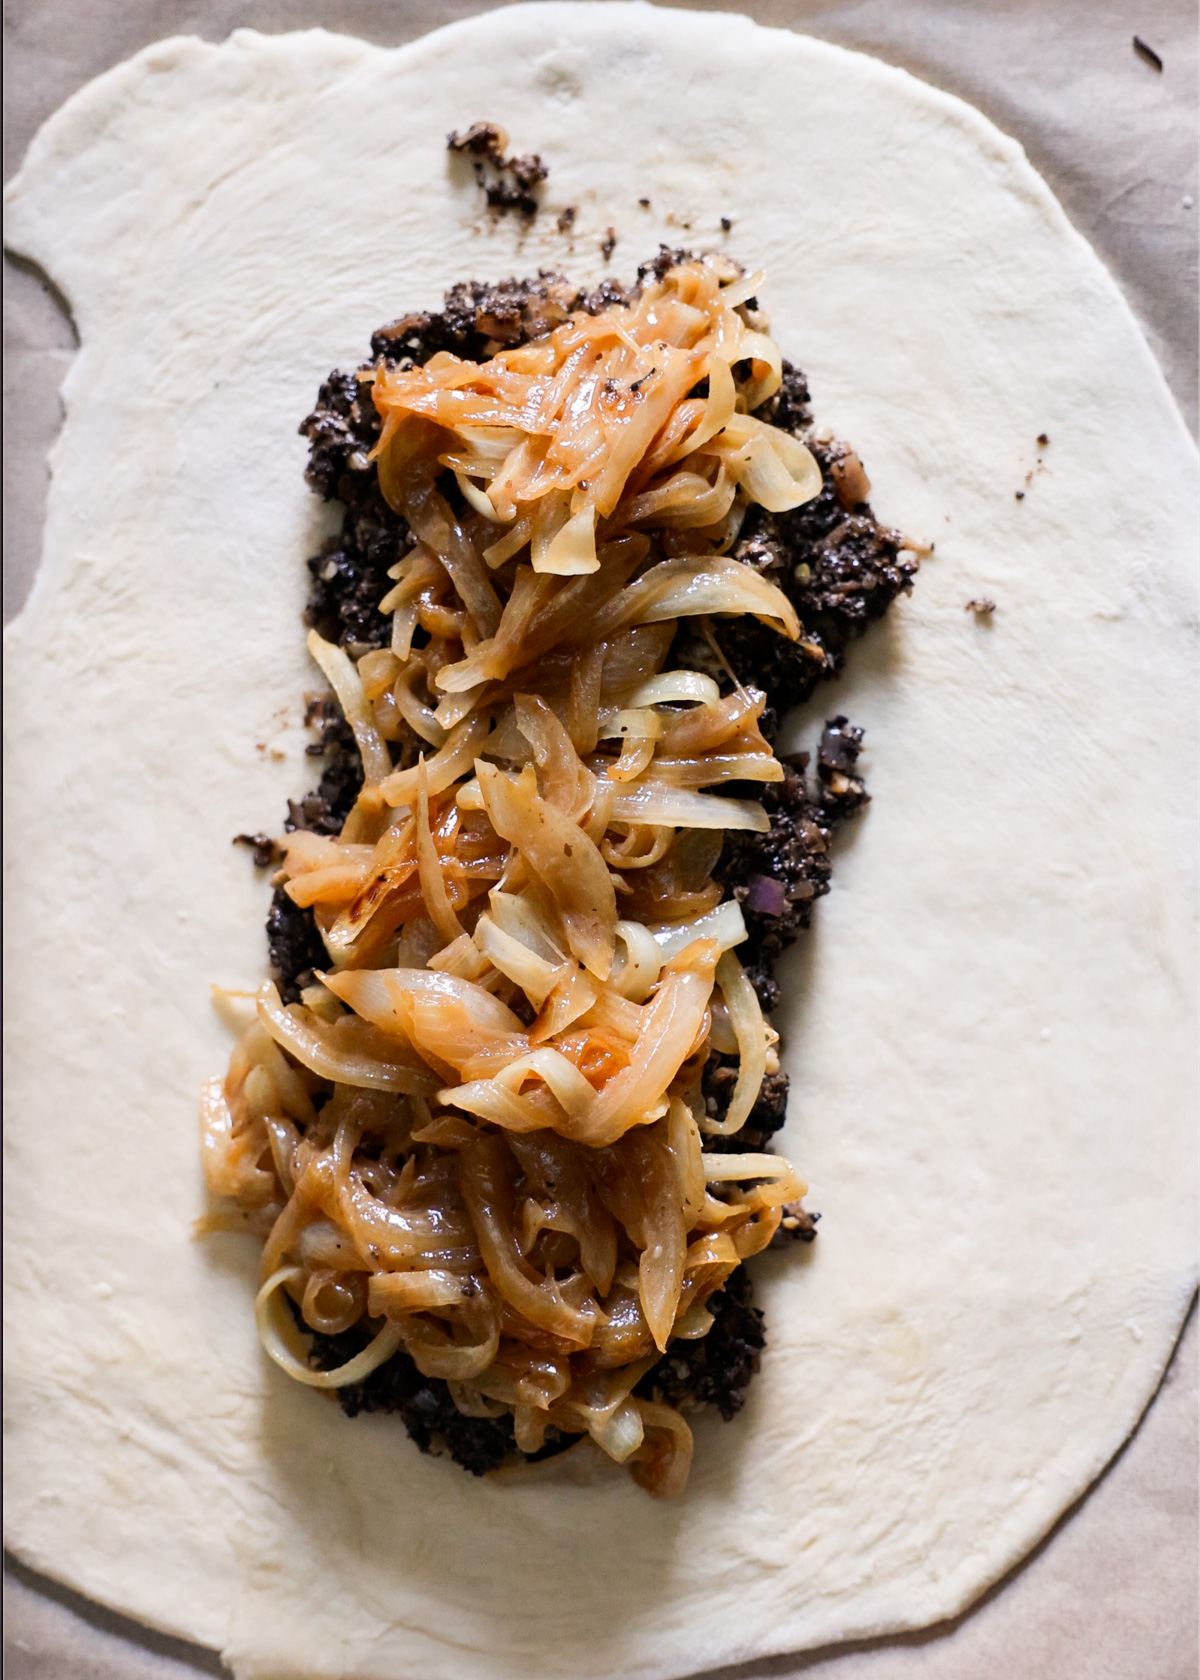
[3,3,1197,1677]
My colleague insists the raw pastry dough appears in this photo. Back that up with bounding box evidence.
[4,7,1196,1678]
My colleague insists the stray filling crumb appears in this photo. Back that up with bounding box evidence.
[447,122,548,219]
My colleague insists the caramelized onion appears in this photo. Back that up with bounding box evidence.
[255,1267,400,1388]
[206,257,830,1499]
[629,1400,694,1498]
[478,762,617,980]
[380,714,489,808]
[704,951,768,1136]
[458,1135,596,1345]
[256,983,439,1096]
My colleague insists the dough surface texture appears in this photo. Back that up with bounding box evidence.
[3,6,1196,1677]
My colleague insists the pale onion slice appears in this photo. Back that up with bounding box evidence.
[485,437,540,524]
[392,917,444,972]
[408,1113,482,1150]
[707,996,739,1055]
[649,900,747,959]
[607,737,658,783]
[607,782,769,832]
[209,985,259,1034]
[601,824,674,870]
[727,434,817,512]
[701,1152,807,1204]
[536,505,599,575]
[198,1075,254,1200]
[380,714,489,808]
[713,412,823,510]
[439,1079,557,1133]
[483,514,533,568]
[402,1308,500,1381]
[378,580,412,617]
[668,355,737,462]
[367,1269,475,1312]
[246,1035,319,1126]
[629,1399,694,1499]
[255,1266,401,1388]
[426,929,492,983]
[624,671,721,708]
[431,690,480,732]
[278,832,375,875]
[583,776,617,842]
[668,1095,707,1231]
[284,862,374,909]
[391,599,421,660]
[306,630,392,787]
[296,1220,367,1271]
[671,1298,714,1340]
[595,624,675,698]
[513,694,595,820]
[722,409,819,473]
[357,648,401,702]
[472,914,563,1006]
[718,267,766,308]
[511,1406,550,1451]
[648,753,785,788]
[556,1356,659,1461]
[255,982,438,1095]
[596,708,665,742]
[704,950,767,1136]
[443,423,526,463]
[637,559,800,634]
[569,644,605,755]
[453,471,500,520]
[580,960,717,1147]
[483,704,535,763]
[657,686,766,755]
[477,762,617,980]
[588,1398,645,1463]
[324,968,527,1078]
[619,466,735,530]
[392,661,447,748]
[608,920,663,1002]
[492,1048,597,1117]
[594,556,799,640]
[487,889,567,964]
[630,1130,689,1353]
[683,1231,743,1273]
[415,759,465,946]
[529,491,572,570]
[529,969,599,1043]
[736,330,783,408]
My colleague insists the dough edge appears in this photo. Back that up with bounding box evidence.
[4,7,1197,1678]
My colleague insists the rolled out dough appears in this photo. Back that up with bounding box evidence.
[3,6,1196,1678]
